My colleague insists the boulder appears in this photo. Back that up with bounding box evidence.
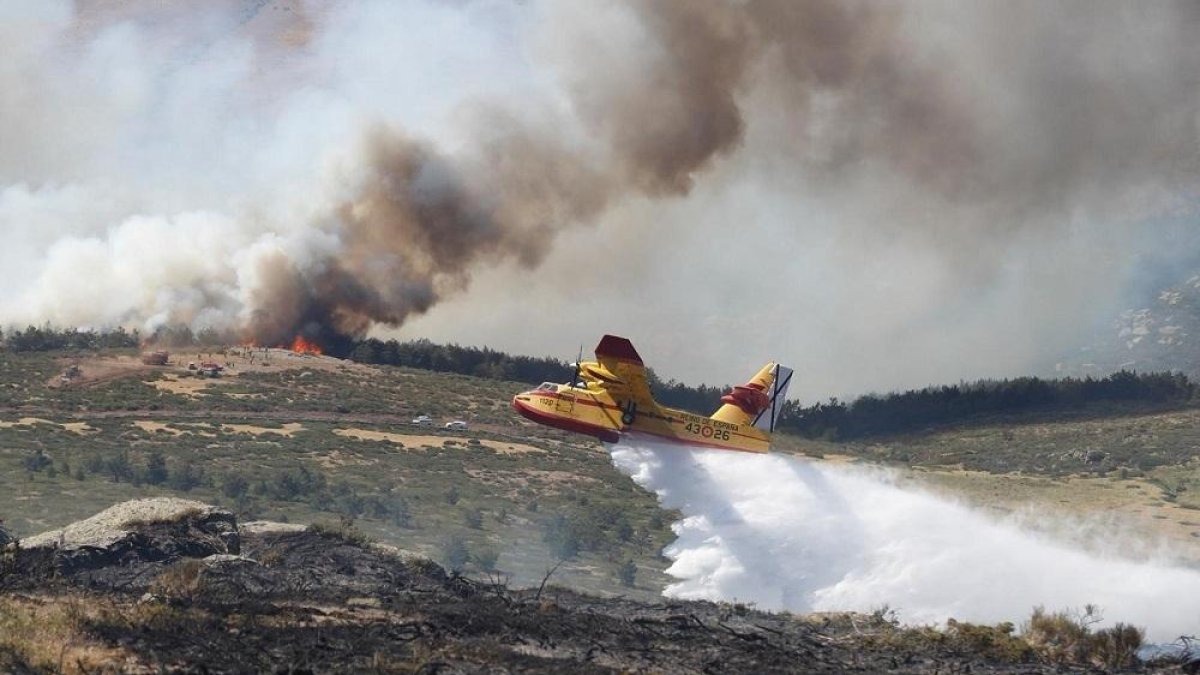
[17,498,238,580]
[239,520,307,536]
[8,501,427,600]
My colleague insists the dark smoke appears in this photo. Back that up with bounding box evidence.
[576,0,1200,222]
[246,120,614,351]
[216,1,1200,352]
[564,1,754,195]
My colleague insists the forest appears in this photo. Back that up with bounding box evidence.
[0,325,140,352]
[775,370,1194,440]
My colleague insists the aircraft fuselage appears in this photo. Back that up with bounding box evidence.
[512,383,770,453]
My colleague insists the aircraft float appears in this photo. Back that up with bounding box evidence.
[512,335,792,453]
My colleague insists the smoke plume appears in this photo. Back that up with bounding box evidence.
[242,124,612,349]
[3,1,1200,391]
[610,437,1200,642]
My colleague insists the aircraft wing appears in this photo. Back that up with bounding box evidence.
[593,335,654,404]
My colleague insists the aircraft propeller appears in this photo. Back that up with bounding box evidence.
[571,344,583,387]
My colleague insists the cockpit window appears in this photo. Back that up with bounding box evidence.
[537,382,557,391]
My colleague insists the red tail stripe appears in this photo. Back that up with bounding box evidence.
[721,385,770,415]
[595,335,643,365]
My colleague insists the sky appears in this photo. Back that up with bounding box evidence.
[3,0,1200,400]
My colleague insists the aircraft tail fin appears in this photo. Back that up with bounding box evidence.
[595,335,643,365]
[710,363,793,432]
[752,364,792,432]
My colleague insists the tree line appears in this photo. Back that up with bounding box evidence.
[348,337,572,384]
[776,370,1195,440]
[346,337,728,413]
[0,324,241,352]
[1,325,140,352]
[346,337,1195,439]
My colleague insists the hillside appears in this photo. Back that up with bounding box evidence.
[0,347,681,598]
[2,347,1200,671]
[1064,267,1200,381]
[4,346,1200,580]
[0,498,1166,673]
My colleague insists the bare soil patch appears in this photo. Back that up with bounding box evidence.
[149,372,216,397]
[59,421,97,434]
[0,416,55,428]
[130,420,218,437]
[0,417,95,434]
[132,420,183,436]
[47,354,156,389]
[51,348,377,398]
[333,427,544,454]
[313,449,377,469]
[221,422,305,437]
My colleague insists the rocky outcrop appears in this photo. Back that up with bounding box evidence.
[239,520,307,536]
[14,498,238,582]
[7,499,422,601]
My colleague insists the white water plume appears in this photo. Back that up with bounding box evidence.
[608,436,1200,642]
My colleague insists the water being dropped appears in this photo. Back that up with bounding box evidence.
[609,436,1200,641]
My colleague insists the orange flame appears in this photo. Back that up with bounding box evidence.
[289,335,322,355]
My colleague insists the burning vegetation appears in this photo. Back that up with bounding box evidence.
[239,335,322,355]
[288,335,322,356]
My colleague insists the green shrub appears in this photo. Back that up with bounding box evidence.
[104,452,134,482]
[221,473,248,499]
[440,536,469,572]
[168,461,203,492]
[307,521,372,547]
[1090,623,1144,669]
[473,546,499,572]
[335,492,365,518]
[20,450,51,473]
[945,619,1033,662]
[1024,606,1093,663]
[1023,605,1144,668]
[143,451,168,485]
[391,498,413,528]
[463,508,483,529]
[617,559,636,587]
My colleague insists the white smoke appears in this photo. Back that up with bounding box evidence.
[609,435,1200,642]
[0,0,543,342]
[5,1,1200,394]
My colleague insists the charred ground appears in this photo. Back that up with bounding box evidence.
[0,500,1172,674]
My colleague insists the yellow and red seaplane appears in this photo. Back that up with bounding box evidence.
[512,335,792,453]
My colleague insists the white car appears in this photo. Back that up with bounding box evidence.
[411,415,433,426]
[444,420,468,431]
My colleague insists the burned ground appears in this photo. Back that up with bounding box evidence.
[1,501,1181,674]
